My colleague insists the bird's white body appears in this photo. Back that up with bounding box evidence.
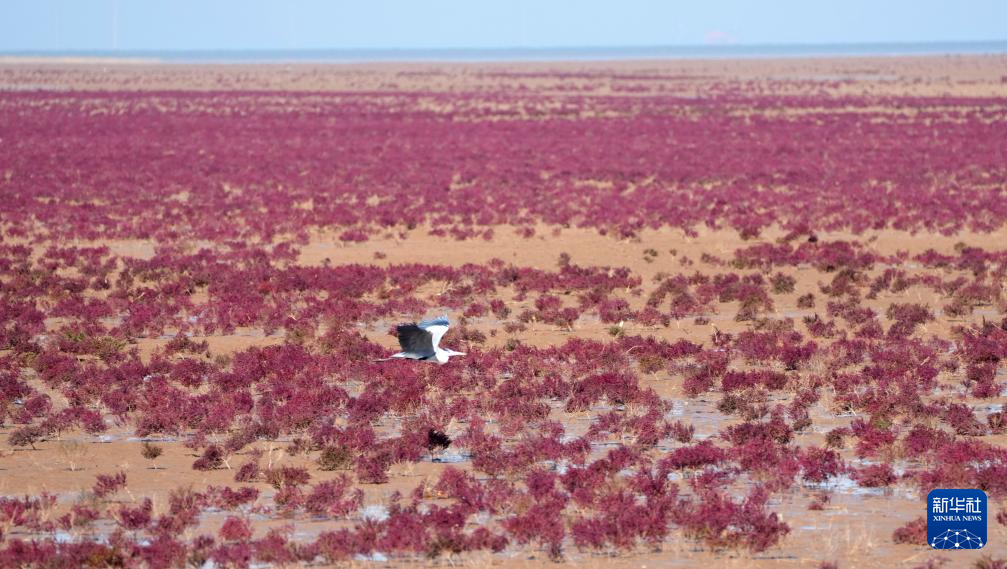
[433,346,466,364]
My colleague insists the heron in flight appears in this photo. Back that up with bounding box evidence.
[379,315,466,364]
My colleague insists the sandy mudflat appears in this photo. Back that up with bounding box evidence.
[5,227,1006,567]
[1,56,1006,567]
[2,53,1006,96]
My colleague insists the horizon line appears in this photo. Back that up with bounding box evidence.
[3,39,1006,64]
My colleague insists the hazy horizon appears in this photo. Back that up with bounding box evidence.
[4,41,1006,65]
[2,0,1004,54]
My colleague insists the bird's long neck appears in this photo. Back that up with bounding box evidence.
[434,348,450,365]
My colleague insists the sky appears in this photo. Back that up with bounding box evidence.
[1,0,1004,52]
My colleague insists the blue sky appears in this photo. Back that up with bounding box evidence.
[1,0,1003,51]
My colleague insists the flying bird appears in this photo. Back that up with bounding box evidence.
[378,315,466,364]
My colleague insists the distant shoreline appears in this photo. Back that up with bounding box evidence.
[2,40,1006,64]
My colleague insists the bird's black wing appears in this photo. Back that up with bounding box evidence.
[396,324,435,355]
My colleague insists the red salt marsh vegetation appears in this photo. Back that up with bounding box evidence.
[0,56,1006,568]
